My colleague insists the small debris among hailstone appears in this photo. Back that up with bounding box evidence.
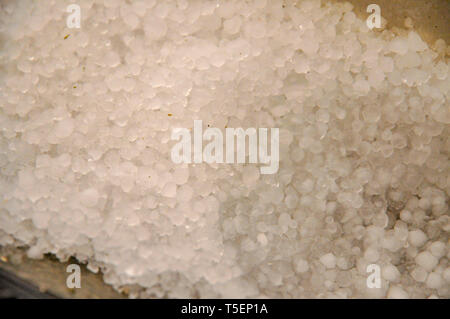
[0,0,448,298]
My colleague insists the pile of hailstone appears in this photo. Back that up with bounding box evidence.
[0,0,448,298]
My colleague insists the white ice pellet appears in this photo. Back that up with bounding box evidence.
[242,166,260,185]
[408,229,428,247]
[320,253,336,269]
[389,38,409,55]
[411,266,428,283]
[80,188,99,208]
[364,247,380,263]
[415,251,439,272]
[173,167,190,185]
[178,184,193,202]
[425,272,442,289]
[400,210,413,223]
[387,286,409,299]
[53,118,75,139]
[407,31,428,52]
[382,264,401,283]
[256,233,268,246]
[104,51,121,68]
[443,268,450,283]
[161,182,177,198]
[428,241,446,258]
[294,257,309,274]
